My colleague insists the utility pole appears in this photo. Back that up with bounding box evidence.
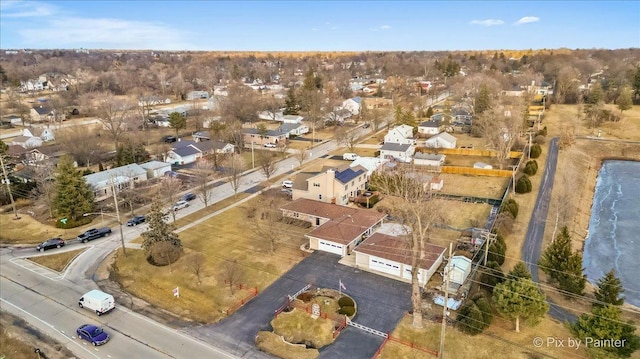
[110,177,127,256]
[251,142,255,169]
[0,155,20,220]
[439,243,453,359]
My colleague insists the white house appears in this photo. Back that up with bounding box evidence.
[277,123,309,137]
[473,162,493,170]
[424,132,457,149]
[429,177,444,191]
[443,255,473,293]
[23,128,55,142]
[341,97,362,116]
[84,163,148,202]
[380,143,415,163]
[418,119,441,136]
[139,160,172,179]
[350,157,389,177]
[355,233,446,285]
[185,90,209,100]
[258,110,284,122]
[384,125,416,145]
[413,153,445,167]
[283,115,304,124]
[9,136,43,149]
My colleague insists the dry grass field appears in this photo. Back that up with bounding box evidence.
[438,174,509,199]
[0,214,95,244]
[27,248,87,272]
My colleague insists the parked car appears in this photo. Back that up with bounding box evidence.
[126,215,146,226]
[77,228,112,243]
[343,153,359,161]
[282,180,293,188]
[76,324,110,346]
[36,237,65,252]
[162,135,177,143]
[181,192,196,201]
[172,200,189,211]
[263,143,277,148]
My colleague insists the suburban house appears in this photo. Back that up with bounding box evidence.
[8,136,43,149]
[276,123,309,137]
[192,131,212,142]
[165,139,234,165]
[379,143,415,163]
[30,106,59,122]
[242,128,288,146]
[19,144,67,165]
[138,96,171,107]
[139,160,172,179]
[23,128,55,142]
[185,90,209,100]
[424,132,457,149]
[84,163,148,201]
[283,115,304,124]
[443,255,473,293]
[325,109,352,124]
[384,125,416,145]
[291,165,368,206]
[418,119,442,136]
[349,157,389,177]
[354,232,446,285]
[258,110,284,122]
[413,153,445,167]
[452,105,473,125]
[280,199,386,256]
[341,97,362,116]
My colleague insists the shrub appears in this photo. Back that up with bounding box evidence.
[55,216,92,229]
[338,296,355,308]
[487,241,506,265]
[515,176,532,193]
[537,126,548,136]
[147,241,182,266]
[474,297,493,327]
[523,160,538,176]
[297,292,314,302]
[338,306,355,316]
[534,135,546,145]
[499,198,519,219]
[457,302,484,335]
[529,144,542,158]
[494,212,515,236]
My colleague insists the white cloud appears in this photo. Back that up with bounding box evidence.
[380,25,391,30]
[18,16,198,50]
[470,19,504,26]
[370,25,392,32]
[514,16,540,25]
[0,0,54,18]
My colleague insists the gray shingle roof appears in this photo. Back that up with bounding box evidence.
[380,143,412,152]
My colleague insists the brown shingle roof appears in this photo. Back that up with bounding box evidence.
[306,210,387,245]
[355,233,445,270]
[281,198,358,220]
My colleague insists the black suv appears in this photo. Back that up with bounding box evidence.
[181,192,196,201]
[36,237,65,252]
[126,215,146,226]
[162,135,177,143]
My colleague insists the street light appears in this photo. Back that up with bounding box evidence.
[84,211,127,256]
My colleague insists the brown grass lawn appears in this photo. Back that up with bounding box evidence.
[0,214,66,244]
[255,331,319,359]
[271,308,335,348]
[445,202,493,230]
[115,198,310,323]
[171,193,251,229]
[378,314,589,359]
[27,248,87,272]
[439,174,509,199]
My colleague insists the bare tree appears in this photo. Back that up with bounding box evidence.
[257,151,278,180]
[220,259,243,295]
[475,97,525,169]
[550,157,579,241]
[159,177,182,222]
[225,153,245,196]
[193,159,215,208]
[219,83,261,122]
[95,91,133,150]
[118,186,144,217]
[249,193,290,253]
[294,147,308,167]
[57,125,104,167]
[334,127,360,152]
[30,162,56,218]
[276,141,290,159]
[186,253,206,285]
[370,166,446,329]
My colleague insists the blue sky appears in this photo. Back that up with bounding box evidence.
[1,1,638,51]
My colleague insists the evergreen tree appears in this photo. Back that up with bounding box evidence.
[493,278,548,332]
[474,84,491,115]
[594,269,625,307]
[141,199,181,252]
[616,86,633,114]
[539,227,586,295]
[572,305,640,358]
[283,87,299,115]
[53,155,94,222]
[480,260,505,292]
[559,252,586,295]
[426,106,434,118]
[508,262,532,280]
[457,301,485,335]
[168,111,186,137]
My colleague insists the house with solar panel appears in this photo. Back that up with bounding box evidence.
[291,164,368,206]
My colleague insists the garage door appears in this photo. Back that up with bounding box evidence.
[369,257,401,276]
[318,240,343,255]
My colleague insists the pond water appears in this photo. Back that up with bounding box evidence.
[583,160,640,307]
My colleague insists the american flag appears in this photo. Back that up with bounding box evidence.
[339,280,346,291]
[173,287,179,298]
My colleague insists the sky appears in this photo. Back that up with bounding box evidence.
[1,0,639,51]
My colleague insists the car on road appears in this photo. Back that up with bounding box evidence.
[77,228,112,243]
[263,143,277,148]
[162,135,177,143]
[181,192,196,201]
[36,237,65,252]
[172,200,189,211]
[126,215,146,226]
[282,180,293,188]
[76,324,110,346]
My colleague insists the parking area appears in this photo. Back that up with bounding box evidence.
[186,251,412,358]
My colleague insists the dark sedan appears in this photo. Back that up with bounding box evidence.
[76,324,110,346]
[181,192,196,201]
[36,238,65,252]
[126,215,146,226]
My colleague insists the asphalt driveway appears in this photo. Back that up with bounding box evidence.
[186,251,412,358]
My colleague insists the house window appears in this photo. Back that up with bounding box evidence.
[344,184,347,190]
[313,182,320,187]
[319,194,322,200]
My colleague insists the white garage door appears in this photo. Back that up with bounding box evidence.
[318,240,343,255]
[369,257,401,276]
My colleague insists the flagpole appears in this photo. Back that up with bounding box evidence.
[339,279,342,297]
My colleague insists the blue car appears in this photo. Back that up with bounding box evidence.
[126,215,146,226]
[76,324,110,346]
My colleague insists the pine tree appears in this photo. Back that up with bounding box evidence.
[508,262,532,280]
[558,252,586,295]
[480,260,505,293]
[493,278,548,332]
[474,84,491,115]
[283,87,298,115]
[539,227,586,295]
[53,155,94,222]
[141,200,181,252]
[594,269,625,306]
[168,111,186,137]
[572,305,640,358]
[426,106,434,118]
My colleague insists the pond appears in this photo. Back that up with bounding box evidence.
[583,160,640,307]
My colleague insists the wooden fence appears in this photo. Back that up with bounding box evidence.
[441,166,513,177]
[224,281,258,315]
[371,333,439,358]
[418,148,522,159]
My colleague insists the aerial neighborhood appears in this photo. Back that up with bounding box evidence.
[1,44,639,359]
